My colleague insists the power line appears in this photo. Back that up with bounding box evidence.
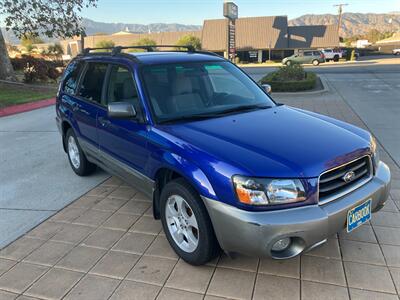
[334,3,348,37]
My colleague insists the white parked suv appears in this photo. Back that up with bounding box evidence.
[321,49,343,62]
[393,48,400,55]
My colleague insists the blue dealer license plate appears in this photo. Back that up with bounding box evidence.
[347,200,371,232]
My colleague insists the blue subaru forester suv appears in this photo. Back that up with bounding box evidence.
[56,45,391,265]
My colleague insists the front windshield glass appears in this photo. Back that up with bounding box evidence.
[141,61,275,123]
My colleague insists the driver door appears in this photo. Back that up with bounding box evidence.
[97,64,150,188]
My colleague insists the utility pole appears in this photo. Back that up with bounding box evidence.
[333,3,348,37]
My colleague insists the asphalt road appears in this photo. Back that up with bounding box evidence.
[243,56,400,81]
[0,106,108,248]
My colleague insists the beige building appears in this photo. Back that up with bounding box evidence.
[60,15,339,62]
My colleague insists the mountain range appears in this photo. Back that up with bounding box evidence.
[289,12,400,37]
[2,12,400,44]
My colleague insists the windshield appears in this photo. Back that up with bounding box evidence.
[141,61,275,123]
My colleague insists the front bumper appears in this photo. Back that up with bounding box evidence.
[203,161,391,259]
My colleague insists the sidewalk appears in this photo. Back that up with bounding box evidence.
[0,95,399,300]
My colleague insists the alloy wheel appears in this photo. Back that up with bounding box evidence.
[165,194,199,253]
[68,135,80,169]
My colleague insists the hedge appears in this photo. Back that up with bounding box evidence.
[259,72,317,92]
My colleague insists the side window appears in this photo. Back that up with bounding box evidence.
[106,65,139,109]
[304,51,313,56]
[62,60,84,95]
[77,62,108,104]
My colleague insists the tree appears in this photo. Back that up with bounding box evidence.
[136,37,157,46]
[0,29,14,80]
[366,29,383,43]
[95,40,115,51]
[21,33,44,48]
[0,0,97,80]
[127,38,157,52]
[46,43,64,58]
[176,35,201,50]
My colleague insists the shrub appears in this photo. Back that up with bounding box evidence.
[12,55,63,83]
[267,64,306,81]
[175,35,201,50]
[95,40,115,51]
[259,64,317,92]
[128,38,157,52]
[136,38,157,46]
[46,43,64,57]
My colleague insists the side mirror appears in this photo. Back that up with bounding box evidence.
[262,84,272,95]
[107,102,137,119]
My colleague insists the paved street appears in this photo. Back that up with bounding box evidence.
[0,106,108,248]
[0,58,400,299]
[0,93,399,299]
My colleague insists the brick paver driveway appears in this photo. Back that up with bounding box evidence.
[1,88,399,300]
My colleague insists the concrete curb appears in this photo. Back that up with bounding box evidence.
[272,75,330,96]
[0,98,56,117]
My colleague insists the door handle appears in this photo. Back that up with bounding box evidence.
[72,103,79,112]
[98,117,111,127]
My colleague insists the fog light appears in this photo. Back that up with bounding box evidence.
[271,238,291,252]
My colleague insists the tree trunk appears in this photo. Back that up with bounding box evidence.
[0,29,16,81]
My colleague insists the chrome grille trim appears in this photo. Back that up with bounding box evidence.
[318,155,373,205]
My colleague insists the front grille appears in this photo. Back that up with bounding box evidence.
[319,156,372,204]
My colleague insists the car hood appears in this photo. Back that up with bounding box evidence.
[158,105,372,178]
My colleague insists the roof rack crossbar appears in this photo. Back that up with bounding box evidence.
[83,44,195,56]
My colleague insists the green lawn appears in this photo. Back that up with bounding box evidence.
[0,83,56,108]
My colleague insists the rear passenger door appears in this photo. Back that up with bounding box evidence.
[97,64,150,186]
[303,51,313,63]
[74,62,108,148]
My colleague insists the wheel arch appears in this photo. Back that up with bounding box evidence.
[151,157,217,220]
[61,120,73,152]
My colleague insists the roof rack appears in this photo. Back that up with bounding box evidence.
[82,45,196,56]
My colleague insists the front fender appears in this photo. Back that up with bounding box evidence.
[149,151,217,200]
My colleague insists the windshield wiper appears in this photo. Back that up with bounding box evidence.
[211,104,272,116]
[158,104,272,124]
[158,114,217,124]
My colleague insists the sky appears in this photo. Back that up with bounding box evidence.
[80,0,400,25]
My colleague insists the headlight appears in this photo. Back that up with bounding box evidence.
[370,135,380,169]
[232,176,306,205]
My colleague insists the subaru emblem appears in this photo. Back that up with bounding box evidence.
[343,171,356,183]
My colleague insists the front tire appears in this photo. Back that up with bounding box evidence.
[285,60,292,66]
[312,59,320,66]
[160,178,219,265]
[65,129,96,176]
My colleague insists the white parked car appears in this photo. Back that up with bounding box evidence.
[393,48,400,55]
[321,49,343,62]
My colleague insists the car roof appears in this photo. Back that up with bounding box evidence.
[79,51,225,65]
[130,51,225,65]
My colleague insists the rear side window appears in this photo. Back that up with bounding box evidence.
[77,62,108,104]
[304,51,313,56]
[62,60,84,95]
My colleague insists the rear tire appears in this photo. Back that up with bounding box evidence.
[160,178,220,265]
[312,59,320,66]
[333,55,339,62]
[65,129,96,176]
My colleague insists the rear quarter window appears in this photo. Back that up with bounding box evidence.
[62,60,84,95]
